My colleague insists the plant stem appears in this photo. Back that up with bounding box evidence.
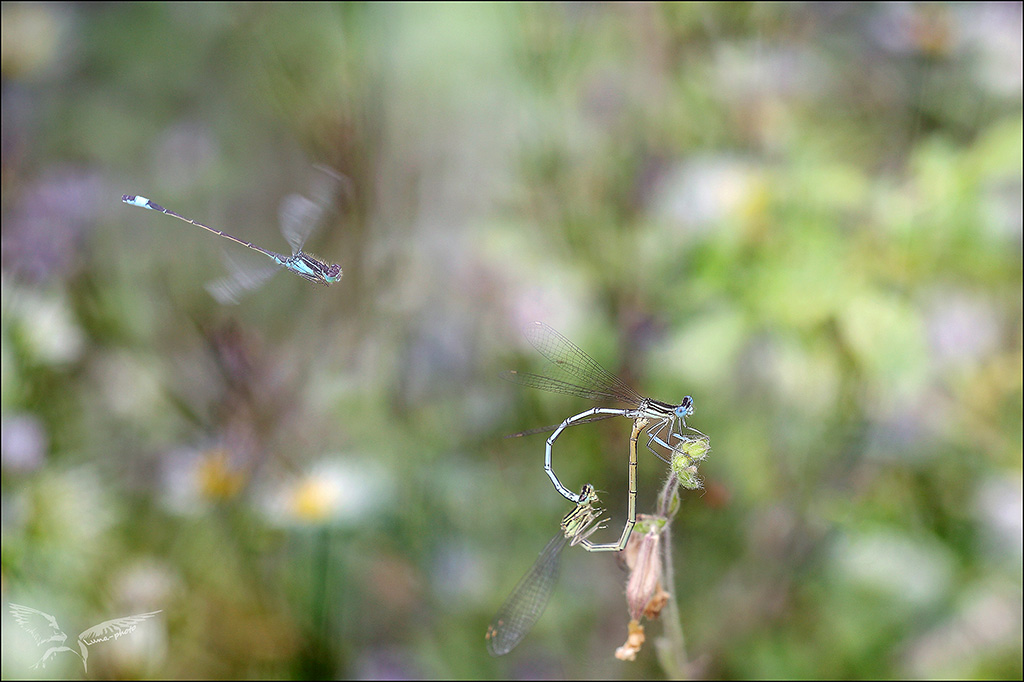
[654,467,688,677]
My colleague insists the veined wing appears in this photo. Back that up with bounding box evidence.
[503,412,619,438]
[485,533,567,656]
[517,322,645,405]
[501,370,640,404]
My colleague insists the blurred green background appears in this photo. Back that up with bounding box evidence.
[2,2,1021,679]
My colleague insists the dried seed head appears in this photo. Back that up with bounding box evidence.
[614,619,646,661]
[626,528,663,622]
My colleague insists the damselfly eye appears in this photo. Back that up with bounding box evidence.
[327,264,342,280]
[675,396,694,417]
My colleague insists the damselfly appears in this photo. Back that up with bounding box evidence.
[485,483,605,656]
[505,321,702,552]
[122,166,344,303]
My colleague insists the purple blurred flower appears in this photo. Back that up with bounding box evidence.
[2,167,103,282]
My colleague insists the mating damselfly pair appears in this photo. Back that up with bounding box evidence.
[487,321,708,655]
[504,321,703,552]
[122,165,346,303]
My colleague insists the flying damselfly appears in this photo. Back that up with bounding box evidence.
[122,165,345,303]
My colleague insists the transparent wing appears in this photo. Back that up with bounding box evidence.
[485,533,567,656]
[501,370,640,404]
[502,321,646,406]
[503,412,619,438]
[278,165,349,255]
[278,194,321,256]
[205,249,281,304]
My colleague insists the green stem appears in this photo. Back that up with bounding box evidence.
[653,466,688,677]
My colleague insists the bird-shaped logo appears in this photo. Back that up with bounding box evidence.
[9,603,161,673]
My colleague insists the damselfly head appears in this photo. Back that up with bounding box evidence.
[674,395,694,419]
[325,263,342,282]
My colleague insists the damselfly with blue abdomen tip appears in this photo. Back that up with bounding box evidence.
[122,166,345,303]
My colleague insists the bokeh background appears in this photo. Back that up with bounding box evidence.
[2,3,1021,679]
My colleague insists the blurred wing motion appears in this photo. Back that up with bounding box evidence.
[205,249,282,304]
[279,164,349,255]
